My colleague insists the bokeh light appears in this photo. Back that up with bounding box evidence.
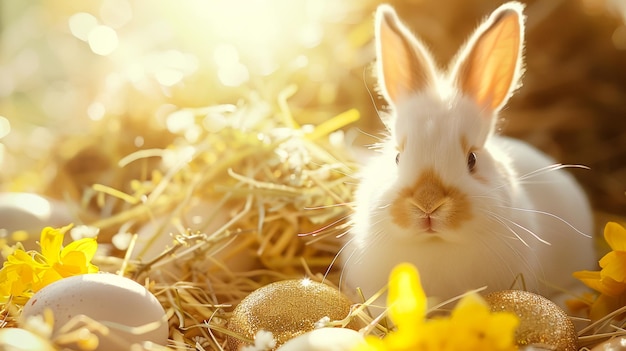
[87,25,118,56]
[0,117,10,139]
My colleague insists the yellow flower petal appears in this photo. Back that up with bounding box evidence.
[6,249,36,266]
[589,293,626,322]
[352,265,520,351]
[354,336,386,351]
[451,293,489,321]
[57,251,90,276]
[62,237,98,263]
[4,262,36,296]
[574,270,603,290]
[446,293,518,351]
[35,268,63,292]
[0,269,10,296]
[387,263,426,330]
[39,225,71,264]
[486,312,519,349]
[604,222,626,252]
[600,251,626,283]
[0,224,100,301]
[573,270,626,297]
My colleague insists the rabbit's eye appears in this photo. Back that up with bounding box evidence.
[467,152,477,172]
[395,153,400,165]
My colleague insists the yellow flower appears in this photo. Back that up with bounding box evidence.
[387,263,425,333]
[0,250,41,296]
[445,294,519,350]
[573,222,626,297]
[573,222,626,319]
[35,225,99,290]
[0,224,99,304]
[354,263,519,351]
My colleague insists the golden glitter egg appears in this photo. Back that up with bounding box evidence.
[226,279,356,351]
[484,290,577,351]
[591,337,626,350]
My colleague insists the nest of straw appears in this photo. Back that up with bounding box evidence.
[35,95,359,349]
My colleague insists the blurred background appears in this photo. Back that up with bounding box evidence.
[1,0,625,232]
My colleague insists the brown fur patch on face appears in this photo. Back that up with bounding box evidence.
[390,168,472,230]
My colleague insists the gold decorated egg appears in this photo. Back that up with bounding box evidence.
[226,279,356,351]
[484,290,577,351]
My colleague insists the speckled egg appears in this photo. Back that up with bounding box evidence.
[20,273,168,350]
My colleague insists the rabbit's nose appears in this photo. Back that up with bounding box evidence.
[390,168,472,230]
[410,170,448,212]
[411,196,447,215]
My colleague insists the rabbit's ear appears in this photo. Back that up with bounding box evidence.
[375,5,436,105]
[453,2,525,112]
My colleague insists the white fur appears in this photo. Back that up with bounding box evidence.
[339,2,595,307]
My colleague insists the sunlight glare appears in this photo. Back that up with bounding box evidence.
[99,0,133,28]
[88,25,119,56]
[214,44,250,87]
[69,12,99,41]
[0,116,10,139]
[87,102,106,121]
[187,0,330,85]
[166,109,195,134]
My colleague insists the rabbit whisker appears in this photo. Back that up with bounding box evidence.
[303,202,354,211]
[336,241,358,292]
[481,225,538,283]
[311,165,359,180]
[481,209,531,247]
[480,212,544,284]
[326,235,356,284]
[480,163,589,194]
[516,163,589,181]
[474,230,517,276]
[480,203,554,245]
[357,129,387,144]
[493,205,592,238]
[298,214,352,237]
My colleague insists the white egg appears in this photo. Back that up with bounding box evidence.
[0,192,72,252]
[20,273,168,350]
[276,328,364,351]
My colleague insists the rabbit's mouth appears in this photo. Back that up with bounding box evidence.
[420,216,439,234]
[389,168,473,233]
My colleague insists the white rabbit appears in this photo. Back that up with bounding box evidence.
[339,1,595,307]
